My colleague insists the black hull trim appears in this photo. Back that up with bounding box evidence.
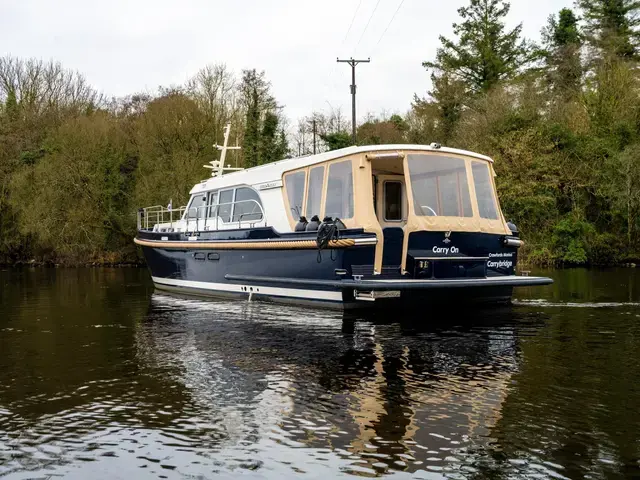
[153,281,352,310]
[149,275,547,310]
[224,273,552,290]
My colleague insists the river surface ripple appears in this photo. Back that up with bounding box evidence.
[1,267,640,479]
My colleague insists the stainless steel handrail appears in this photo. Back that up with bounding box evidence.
[186,199,266,231]
[138,205,187,231]
[139,198,265,232]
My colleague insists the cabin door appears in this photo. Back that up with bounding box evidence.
[374,174,408,273]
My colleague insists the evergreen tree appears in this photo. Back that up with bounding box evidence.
[542,8,583,95]
[423,72,467,143]
[576,0,640,58]
[259,111,281,164]
[239,69,275,168]
[5,89,18,120]
[276,129,289,159]
[320,132,353,150]
[423,0,539,93]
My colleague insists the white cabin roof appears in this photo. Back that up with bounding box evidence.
[190,144,493,195]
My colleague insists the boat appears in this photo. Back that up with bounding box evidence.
[135,125,552,309]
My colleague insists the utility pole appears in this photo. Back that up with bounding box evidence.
[337,57,370,144]
[312,118,317,154]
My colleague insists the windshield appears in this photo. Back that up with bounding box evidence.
[407,154,473,217]
[185,193,207,219]
[407,154,499,220]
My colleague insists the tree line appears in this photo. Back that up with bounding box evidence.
[305,0,640,266]
[1,0,639,266]
[0,61,288,264]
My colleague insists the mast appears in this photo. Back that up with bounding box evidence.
[203,123,243,177]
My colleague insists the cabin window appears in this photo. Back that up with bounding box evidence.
[325,160,354,219]
[187,193,207,219]
[232,187,263,222]
[306,165,325,218]
[284,171,306,218]
[408,154,473,217]
[207,191,219,218]
[384,181,403,221]
[472,161,499,220]
[217,189,234,223]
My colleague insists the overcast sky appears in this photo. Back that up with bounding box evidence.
[2,0,573,126]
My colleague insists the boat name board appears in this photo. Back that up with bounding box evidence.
[255,180,283,191]
[430,246,515,268]
[487,251,514,269]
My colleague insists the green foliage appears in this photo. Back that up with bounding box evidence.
[576,0,640,58]
[259,112,288,163]
[5,90,18,120]
[320,131,353,150]
[420,73,467,143]
[423,0,540,93]
[551,8,581,46]
[239,69,285,167]
[551,217,594,264]
[357,115,408,145]
[132,92,216,211]
[9,113,135,263]
[542,8,583,94]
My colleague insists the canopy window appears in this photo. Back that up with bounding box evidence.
[407,154,473,218]
[324,160,354,220]
[306,165,325,218]
[471,161,499,220]
[284,171,306,218]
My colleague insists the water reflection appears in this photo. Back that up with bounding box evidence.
[130,295,545,477]
[1,268,640,479]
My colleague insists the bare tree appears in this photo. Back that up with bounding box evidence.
[0,56,103,115]
[186,64,239,139]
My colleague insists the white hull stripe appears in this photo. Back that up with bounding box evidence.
[151,276,344,302]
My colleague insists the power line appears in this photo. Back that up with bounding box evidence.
[354,0,383,53]
[373,0,405,51]
[318,0,365,114]
[341,0,364,46]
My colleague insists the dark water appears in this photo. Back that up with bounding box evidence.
[1,269,640,479]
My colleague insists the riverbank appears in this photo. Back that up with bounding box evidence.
[0,259,144,268]
[1,263,144,268]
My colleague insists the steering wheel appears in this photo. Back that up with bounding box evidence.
[420,205,438,216]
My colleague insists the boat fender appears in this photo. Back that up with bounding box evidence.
[295,216,308,232]
[316,218,340,263]
[334,218,347,230]
[305,215,321,232]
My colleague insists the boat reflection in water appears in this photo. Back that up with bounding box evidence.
[133,293,547,477]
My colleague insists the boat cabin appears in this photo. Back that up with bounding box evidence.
[142,144,512,276]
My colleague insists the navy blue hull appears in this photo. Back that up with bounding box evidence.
[138,228,551,310]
